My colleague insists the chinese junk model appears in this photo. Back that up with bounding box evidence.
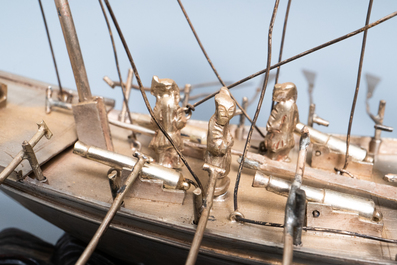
[1,1,397,265]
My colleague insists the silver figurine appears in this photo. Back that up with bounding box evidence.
[264,82,299,162]
[149,76,189,169]
[204,87,236,196]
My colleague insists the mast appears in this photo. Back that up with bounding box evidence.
[54,0,113,151]
[54,0,91,102]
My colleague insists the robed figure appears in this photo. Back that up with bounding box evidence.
[149,76,188,169]
[264,82,299,162]
[205,87,236,196]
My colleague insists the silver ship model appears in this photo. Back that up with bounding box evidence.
[1,1,397,264]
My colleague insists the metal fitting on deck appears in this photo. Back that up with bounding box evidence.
[73,141,184,190]
[253,171,381,222]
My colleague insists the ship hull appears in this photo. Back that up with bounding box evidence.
[1,72,397,265]
[1,179,391,265]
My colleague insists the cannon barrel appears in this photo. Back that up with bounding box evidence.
[73,141,184,190]
[295,122,367,162]
[253,171,380,221]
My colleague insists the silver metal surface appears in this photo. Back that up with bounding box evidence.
[282,233,294,265]
[4,72,397,264]
[45,86,72,114]
[308,104,330,128]
[103,76,116,88]
[367,100,385,162]
[193,187,202,224]
[308,103,315,127]
[72,97,114,151]
[366,100,394,162]
[293,126,310,187]
[183,84,192,107]
[107,169,120,200]
[375,124,393,132]
[119,68,134,122]
[253,172,379,221]
[149,76,189,168]
[0,82,7,108]
[264,82,299,162]
[76,153,147,265]
[295,122,367,162]
[0,73,78,177]
[306,202,384,237]
[304,71,329,129]
[180,124,208,145]
[54,0,92,102]
[383,174,397,183]
[186,163,225,265]
[55,0,114,152]
[73,141,184,190]
[311,143,373,179]
[246,149,397,202]
[22,141,47,182]
[125,112,208,145]
[235,97,248,141]
[123,169,186,204]
[109,118,156,136]
[205,87,236,196]
[0,121,52,184]
[282,128,309,265]
[2,110,397,264]
[45,86,116,114]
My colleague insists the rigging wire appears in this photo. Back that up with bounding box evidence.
[176,0,266,138]
[343,0,373,170]
[176,0,223,87]
[98,0,136,141]
[271,0,292,111]
[231,0,396,248]
[191,10,397,109]
[110,80,249,94]
[37,0,397,250]
[38,0,63,97]
[274,0,292,85]
[233,0,280,212]
[105,0,397,256]
[236,216,397,244]
[103,0,204,193]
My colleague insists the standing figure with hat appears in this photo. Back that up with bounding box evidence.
[263,82,299,162]
[149,76,188,169]
[205,87,236,197]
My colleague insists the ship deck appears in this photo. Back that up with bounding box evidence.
[2,71,397,264]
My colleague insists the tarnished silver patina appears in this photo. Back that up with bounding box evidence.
[295,122,367,162]
[0,82,7,108]
[253,171,381,222]
[76,152,148,265]
[55,0,114,152]
[186,163,226,265]
[263,82,299,162]
[149,76,189,169]
[3,1,397,264]
[235,96,248,141]
[45,86,72,114]
[0,121,52,184]
[303,70,329,128]
[282,127,309,265]
[73,141,185,190]
[365,99,393,162]
[204,87,236,197]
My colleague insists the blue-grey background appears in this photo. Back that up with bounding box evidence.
[0,1,396,244]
